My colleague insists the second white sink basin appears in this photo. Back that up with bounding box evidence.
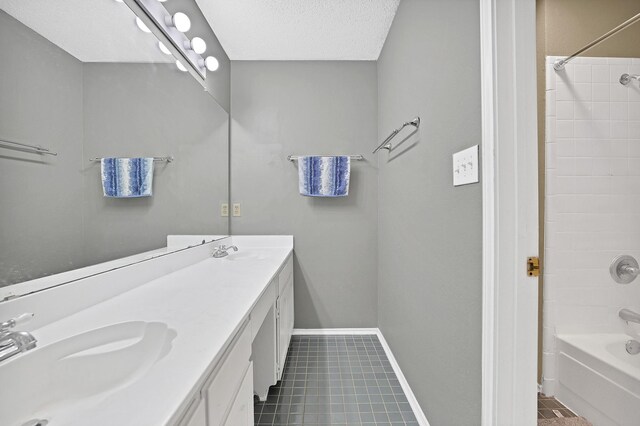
[0,321,174,426]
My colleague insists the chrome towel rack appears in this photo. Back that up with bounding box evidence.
[0,138,57,156]
[287,155,364,161]
[373,116,420,154]
[89,156,174,163]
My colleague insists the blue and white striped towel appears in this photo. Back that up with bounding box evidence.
[101,157,154,198]
[298,156,350,197]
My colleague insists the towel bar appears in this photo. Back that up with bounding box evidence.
[287,155,364,161]
[373,117,420,154]
[90,156,174,163]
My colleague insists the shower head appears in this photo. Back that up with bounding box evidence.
[620,73,640,87]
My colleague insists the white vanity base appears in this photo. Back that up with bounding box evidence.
[0,235,293,426]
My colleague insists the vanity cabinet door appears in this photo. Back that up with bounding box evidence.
[223,363,254,426]
[276,271,294,380]
[204,323,252,426]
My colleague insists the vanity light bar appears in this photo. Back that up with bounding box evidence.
[129,0,207,78]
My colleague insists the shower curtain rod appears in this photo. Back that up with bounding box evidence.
[553,11,640,71]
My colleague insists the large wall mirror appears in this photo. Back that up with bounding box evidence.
[0,0,229,294]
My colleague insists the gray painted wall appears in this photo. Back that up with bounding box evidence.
[230,61,378,328]
[377,1,483,425]
[0,11,85,285]
[0,12,229,285]
[82,64,229,264]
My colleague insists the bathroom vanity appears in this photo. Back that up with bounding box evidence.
[0,236,294,426]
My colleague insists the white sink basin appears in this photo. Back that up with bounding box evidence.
[0,321,174,426]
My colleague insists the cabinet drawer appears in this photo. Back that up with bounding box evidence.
[278,255,293,296]
[205,323,252,426]
[223,362,254,426]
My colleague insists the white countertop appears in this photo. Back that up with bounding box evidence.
[6,236,292,426]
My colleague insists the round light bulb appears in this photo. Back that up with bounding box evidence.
[136,17,151,33]
[205,56,219,72]
[176,60,187,72]
[189,37,207,54]
[165,12,190,32]
[158,41,171,55]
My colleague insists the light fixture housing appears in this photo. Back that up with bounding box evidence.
[204,56,219,72]
[176,60,187,72]
[136,17,151,33]
[185,37,207,55]
[165,12,191,33]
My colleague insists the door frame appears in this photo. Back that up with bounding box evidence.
[480,0,539,425]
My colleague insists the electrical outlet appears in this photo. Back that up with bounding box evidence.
[232,203,241,217]
[453,145,479,186]
[220,203,229,217]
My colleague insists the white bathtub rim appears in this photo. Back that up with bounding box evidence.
[556,333,640,393]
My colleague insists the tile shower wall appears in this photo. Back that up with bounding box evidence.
[543,56,640,394]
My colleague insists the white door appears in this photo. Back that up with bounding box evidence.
[480,0,539,425]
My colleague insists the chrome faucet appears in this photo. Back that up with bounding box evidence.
[212,244,239,258]
[0,313,37,363]
[619,308,640,325]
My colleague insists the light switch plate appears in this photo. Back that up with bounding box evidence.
[453,145,479,186]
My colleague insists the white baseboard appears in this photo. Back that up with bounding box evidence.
[375,330,430,426]
[292,328,378,335]
[292,327,430,426]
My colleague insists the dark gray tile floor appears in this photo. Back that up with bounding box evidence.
[254,335,419,426]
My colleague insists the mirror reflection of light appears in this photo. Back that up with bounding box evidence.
[158,42,172,55]
[135,17,151,33]
[176,60,188,72]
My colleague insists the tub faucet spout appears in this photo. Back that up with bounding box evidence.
[619,308,640,325]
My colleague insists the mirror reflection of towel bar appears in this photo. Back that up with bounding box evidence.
[89,156,174,163]
[0,138,57,156]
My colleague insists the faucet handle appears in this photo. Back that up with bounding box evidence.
[1,313,34,330]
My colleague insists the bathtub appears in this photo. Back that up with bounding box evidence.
[555,334,640,426]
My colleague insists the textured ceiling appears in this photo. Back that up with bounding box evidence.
[0,0,171,62]
[194,0,400,60]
